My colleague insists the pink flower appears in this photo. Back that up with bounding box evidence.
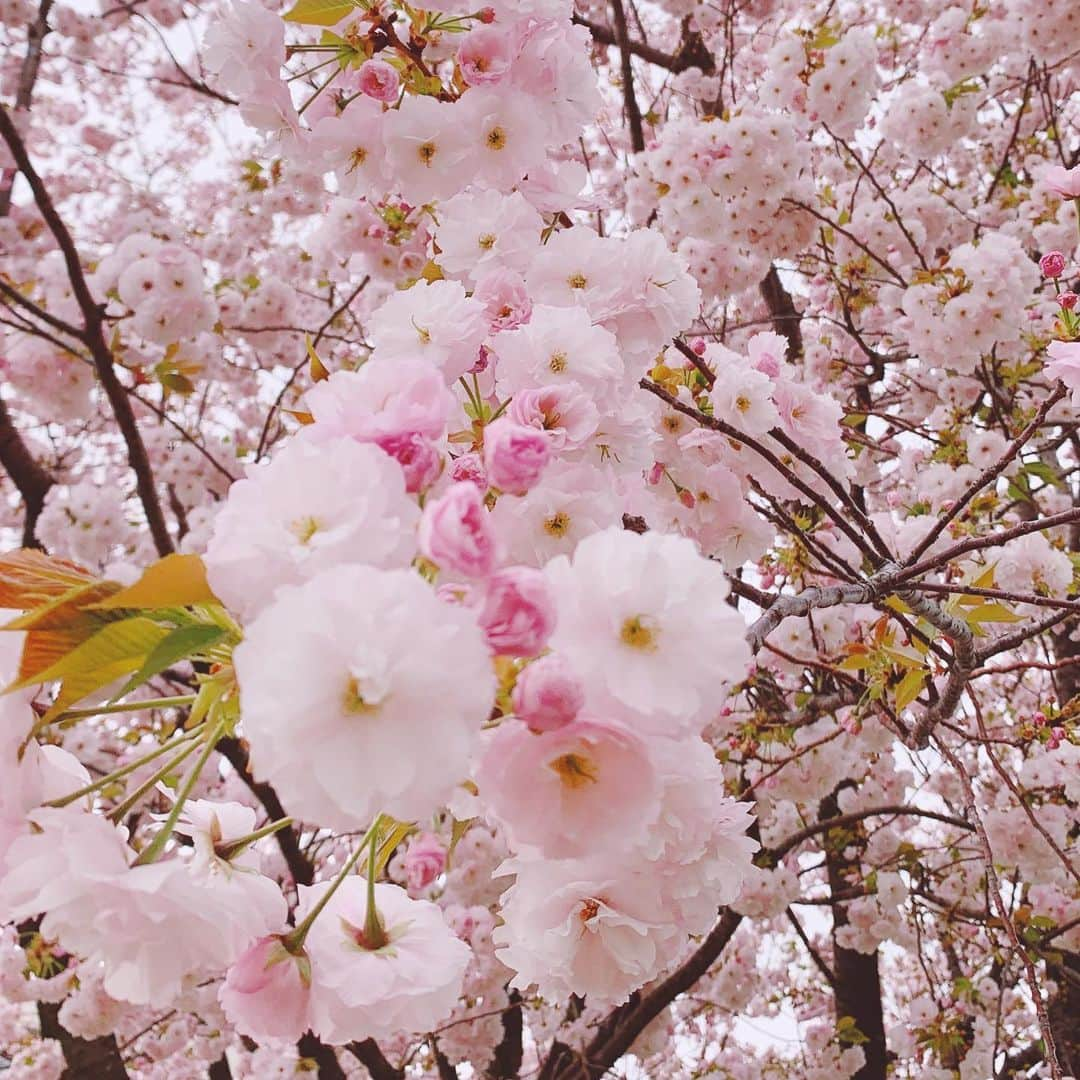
[375,431,442,493]
[511,654,585,732]
[1040,251,1067,278]
[357,59,399,102]
[1045,340,1080,406]
[1041,164,1080,199]
[219,935,311,1042]
[305,359,455,445]
[403,832,446,894]
[457,27,514,86]
[1059,292,1078,310]
[473,268,532,331]
[483,418,551,495]
[475,715,659,858]
[419,481,499,578]
[478,566,556,657]
[449,452,488,490]
[508,384,599,451]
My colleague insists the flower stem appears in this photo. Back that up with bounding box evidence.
[42,723,205,808]
[133,712,228,865]
[363,813,389,949]
[55,695,196,721]
[284,815,383,951]
[107,737,204,824]
[215,816,294,861]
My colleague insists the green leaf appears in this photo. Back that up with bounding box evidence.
[113,624,227,701]
[894,667,927,711]
[283,0,357,26]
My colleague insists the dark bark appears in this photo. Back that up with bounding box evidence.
[759,264,804,360]
[0,106,174,557]
[0,397,53,547]
[37,1001,128,1080]
[208,1054,233,1079]
[344,1038,402,1079]
[820,787,889,1080]
[487,990,524,1078]
[216,735,314,888]
[298,1034,348,1079]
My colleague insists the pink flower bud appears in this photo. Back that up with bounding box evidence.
[647,461,664,485]
[478,6,496,22]
[219,936,311,1042]
[358,59,400,103]
[1040,251,1067,278]
[418,481,498,578]
[403,832,446,893]
[691,338,706,356]
[511,654,585,732]
[478,566,556,657]
[1059,291,1078,311]
[375,431,442,493]
[1033,711,1047,727]
[483,418,551,495]
[678,488,696,509]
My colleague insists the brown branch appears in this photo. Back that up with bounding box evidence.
[0,396,53,547]
[215,735,314,888]
[572,12,714,74]
[759,264,804,360]
[0,0,53,215]
[905,382,1067,566]
[346,1039,403,1079]
[486,990,523,1079]
[0,106,174,556]
[610,0,644,154]
[554,910,744,1077]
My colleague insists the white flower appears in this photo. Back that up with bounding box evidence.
[493,855,678,1006]
[369,279,488,383]
[234,564,495,830]
[302,879,471,1045]
[205,437,419,621]
[545,529,750,735]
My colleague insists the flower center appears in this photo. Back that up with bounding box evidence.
[349,147,367,171]
[289,516,322,544]
[486,126,507,150]
[549,751,599,789]
[567,272,587,289]
[579,897,601,923]
[549,351,568,373]
[417,141,437,166]
[735,395,751,413]
[620,615,659,651]
[543,511,570,536]
[478,233,497,250]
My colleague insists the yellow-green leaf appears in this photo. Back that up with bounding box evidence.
[894,668,927,711]
[91,554,219,611]
[283,0,356,26]
[964,602,1024,624]
[22,617,171,724]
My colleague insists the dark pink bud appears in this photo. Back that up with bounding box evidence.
[1041,251,1067,278]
